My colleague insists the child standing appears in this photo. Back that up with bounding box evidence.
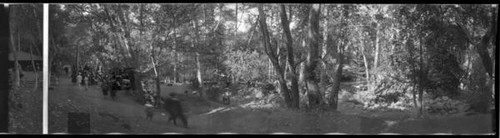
[145,103,154,121]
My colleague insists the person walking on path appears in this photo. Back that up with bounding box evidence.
[110,78,120,101]
[101,80,110,99]
[76,73,82,88]
[84,75,89,91]
[164,93,188,128]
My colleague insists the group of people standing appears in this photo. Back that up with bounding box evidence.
[75,72,90,91]
[72,65,101,86]
[100,74,121,100]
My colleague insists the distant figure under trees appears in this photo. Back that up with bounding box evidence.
[76,73,82,88]
[101,79,110,99]
[110,78,120,101]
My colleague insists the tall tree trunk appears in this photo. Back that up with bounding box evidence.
[370,25,380,92]
[10,29,20,87]
[373,26,380,70]
[329,47,343,111]
[76,40,79,73]
[193,14,205,99]
[30,44,38,91]
[258,5,292,108]
[150,55,161,102]
[31,5,43,90]
[103,5,133,66]
[328,5,349,110]
[246,15,259,47]
[141,4,162,103]
[280,4,299,108]
[319,7,330,103]
[298,38,307,95]
[172,13,178,84]
[360,36,370,85]
[234,3,238,38]
[476,18,495,79]
[50,28,59,87]
[9,6,20,88]
[154,42,161,99]
[285,54,289,81]
[476,8,496,112]
[417,37,424,117]
[276,39,281,74]
[268,59,272,81]
[458,8,496,109]
[492,11,497,104]
[114,5,133,59]
[304,4,322,108]
[196,52,203,98]
[16,30,21,86]
[412,82,418,109]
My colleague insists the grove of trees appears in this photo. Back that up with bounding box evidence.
[7,4,44,133]
[50,4,497,117]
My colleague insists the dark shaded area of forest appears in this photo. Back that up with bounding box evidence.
[6,4,43,133]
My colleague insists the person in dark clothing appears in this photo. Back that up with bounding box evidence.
[110,79,120,101]
[101,80,109,98]
[163,93,188,128]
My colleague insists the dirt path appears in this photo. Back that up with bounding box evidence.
[50,76,190,133]
[49,76,495,134]
[50,76,360,133]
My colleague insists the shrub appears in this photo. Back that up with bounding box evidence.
[350,89,414,111]
[224,50,269,84]
[187,78,200,91]
[351,90,377,107]
[205,86,224,102]
[261,83,276,96]
[424,96,470,115]
[462,89,491,113]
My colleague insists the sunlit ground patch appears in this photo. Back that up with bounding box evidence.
[202,107,237,115]
[384,120,398,127]
[238,101,277,109]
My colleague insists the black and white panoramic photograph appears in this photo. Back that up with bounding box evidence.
[0,4,44,133]
[47,3,497,134]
